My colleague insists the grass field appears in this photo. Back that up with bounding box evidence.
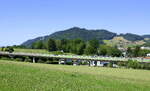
[0,48,74,55]
[13,48,74,55]
[0,48,49,54]
[14,48,50,54]
[0,60,150,91]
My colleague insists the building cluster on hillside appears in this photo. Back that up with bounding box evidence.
[117,46,150,57]
[141,46,150,50]
[141,46,150,57]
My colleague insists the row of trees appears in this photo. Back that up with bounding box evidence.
[117,60,150,70]
[1,39,149,57]
[32,38,122,57]
[1,46,14,53]
[126,46,150,57]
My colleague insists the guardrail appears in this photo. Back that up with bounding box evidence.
[0,52,150,62]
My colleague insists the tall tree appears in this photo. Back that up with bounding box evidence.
[47,39,56,51]
[76,41,86,55]
[1,47,5,51]
[5,46,14,53]
[70,39,84,54]
[97,45,107,56]
[133,46,140,57]
[85,39,99,55]
[98,45,122,57]
[107,47,122,57]
[126,47,133,57]
[32,40,44,49]
[89,39,99,49]
[84,44,96,55]
[61,39,68,52]
[55,40,62,51]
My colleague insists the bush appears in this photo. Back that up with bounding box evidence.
[107,62,113,67]
[79,61,88,65]
[0,57,11,60]
[37,59,45,63]
[50,61,59,64]
[127,60,141,69]
[45,60,58,64]
[66,62,73,65]
[4,47,14,53]
[52,51,63,55]
[15,58,23,61]
[143,63,150,70]
[140,64,145,69]
[24,57,32,62]
[117,62,126,67]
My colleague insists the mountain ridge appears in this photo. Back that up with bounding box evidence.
[22,27,150,47]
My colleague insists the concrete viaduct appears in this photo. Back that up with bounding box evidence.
[0,52,150,66]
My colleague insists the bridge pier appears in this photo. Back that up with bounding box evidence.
[94,61,97,67]
[64,59,67,65]
[89,60,94,66]
[58,59,61,64]
[58,59,65,64]
[33,57,35,63]
[73,60,77,66]
[88,60,91,66]
[97,61,101,66]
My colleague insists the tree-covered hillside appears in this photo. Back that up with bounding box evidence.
[22,27,149,48]
[119,33,144,41]
[22,27,117,47]
[142,35,150,38]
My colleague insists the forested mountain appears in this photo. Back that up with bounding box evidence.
[22,27,117,47]
[22,27,149,47]
[50,27,117,41]
[119,33,144,41]
[142,35,150,38]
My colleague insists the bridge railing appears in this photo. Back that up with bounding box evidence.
[0,51,150,62]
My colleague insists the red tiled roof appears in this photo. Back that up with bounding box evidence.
[144,57,150,59]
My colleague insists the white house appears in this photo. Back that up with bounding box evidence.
[147,53,150,57]
[141,46,150,50]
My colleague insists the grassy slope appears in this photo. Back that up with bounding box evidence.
[0,48,48,54]
[103,37,145,48]
[13,48,74,55]
[0,60,150,91]
[14,48,50,54]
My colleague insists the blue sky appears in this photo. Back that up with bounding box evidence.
[0,0,150,46]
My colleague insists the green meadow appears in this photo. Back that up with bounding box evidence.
[13,48,74,55]
[0,60,150,91]
[14,48,50,54]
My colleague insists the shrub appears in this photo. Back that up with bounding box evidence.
[52,51,63,55]
[37,59,45,63]
[117,62,126,67]
[140,63,145,69]
[66,62,73,65]
[79,61,88,65]
[15,58,23,61]
[45,60,53,64]
[24,57,32,62]
[127,60,141,69]
[4,47,14,53]
[143,63,150,70]
[107,62,113,67]
[0,57,11,60]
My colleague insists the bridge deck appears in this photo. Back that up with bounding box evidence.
[0,52,150,63]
